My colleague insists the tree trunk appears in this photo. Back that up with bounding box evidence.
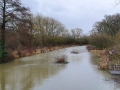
[1,0,6,62]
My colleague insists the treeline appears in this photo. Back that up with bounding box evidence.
[31,15,88,47]
[89,13,120,49]
[88,13,120,69]
[32,14,78,47]
[0,0,88,63]
[89,13,120,65]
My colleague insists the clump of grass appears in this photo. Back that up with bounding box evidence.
[71,49,79,54]
[55,55,69,64]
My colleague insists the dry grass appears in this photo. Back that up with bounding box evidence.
[90,50,109,70]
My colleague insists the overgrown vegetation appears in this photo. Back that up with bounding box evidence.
[0,0,89,63]
[89,13,120,49]
[89,13,120,69]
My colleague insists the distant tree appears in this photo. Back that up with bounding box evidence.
[32,14,67,46]
[32,14,45,46]
[71,28,82,40]
[89,13,120,49]
[92,14,120,36]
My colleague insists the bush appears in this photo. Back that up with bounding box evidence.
[71,49,79,54]
[55,55,69,64]
[89,34,114,49]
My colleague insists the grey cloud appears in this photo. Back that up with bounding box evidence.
[21,0,120,34]
[42,2,66,13]
[21,0,40,14]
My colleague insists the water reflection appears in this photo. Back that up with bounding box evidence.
[0,65,5,90]
[0,63,66,90]
[90,52,120,90]
[0,46,120,90]
[0,50,67,90]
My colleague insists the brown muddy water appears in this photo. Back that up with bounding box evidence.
[0,46,120,90]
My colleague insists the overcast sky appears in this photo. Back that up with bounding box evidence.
[21,0,120,34]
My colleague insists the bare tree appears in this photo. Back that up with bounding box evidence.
[92,14,120,36]
[114,0,120,5]
[71,28,82,40]
[32,14,67,46]
[0,0,31,62]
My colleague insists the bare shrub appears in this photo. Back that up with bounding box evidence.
[71,49,79,54]
[55,55,68,64]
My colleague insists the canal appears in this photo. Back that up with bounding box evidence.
[0,46,120,90]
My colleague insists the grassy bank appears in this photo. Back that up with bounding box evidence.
[90,49,109,70]
[3,45,76,63]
